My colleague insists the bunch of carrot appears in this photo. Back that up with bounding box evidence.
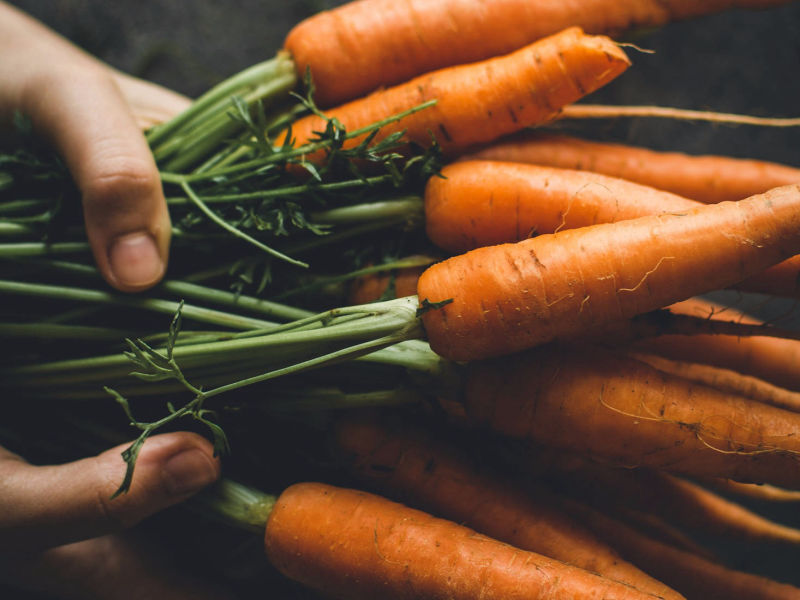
[3,0,800,598]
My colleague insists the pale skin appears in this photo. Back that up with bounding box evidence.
[0,3,233,597]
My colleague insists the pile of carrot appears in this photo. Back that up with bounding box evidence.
[4,0,800,598]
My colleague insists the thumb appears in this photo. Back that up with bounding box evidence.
[0,432,220,554]
[20,64,171,292]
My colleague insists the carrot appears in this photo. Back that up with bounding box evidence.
[537,458,800,545]
[562,498,800,600]
[332,414,683,599]
[281,27,630,161]
[264,481,665,600]
[284,0,790,107]
[460,343,800,488]
[424,160,800,299]
[700,478,800,503]
[463,132,800,204]
[417,183,800,362]
[632,352,800,413]
[348,264,428,305]
[635,297,800,392]
[424,160,699,253]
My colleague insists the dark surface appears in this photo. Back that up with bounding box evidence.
[4,1,800,598]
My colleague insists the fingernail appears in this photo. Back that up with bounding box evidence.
[162,448,218,496]
[108,231,163,288]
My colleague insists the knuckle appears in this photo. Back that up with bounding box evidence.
[82,150,160,208]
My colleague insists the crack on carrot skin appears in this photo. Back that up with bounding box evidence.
[372,521,405,566]
[596,382,800,458]
[616,256,676,294]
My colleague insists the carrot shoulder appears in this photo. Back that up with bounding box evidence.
[264,481,663,600]
[418,184,800,362]
[284,0,789,107]
[333,415,682,599]
[281,27,630,160]
[465,132,800,204]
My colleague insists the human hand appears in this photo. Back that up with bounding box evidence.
[0,2,191,292]
[0,432,232,600]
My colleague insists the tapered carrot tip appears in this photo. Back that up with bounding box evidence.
[265,482,663,600]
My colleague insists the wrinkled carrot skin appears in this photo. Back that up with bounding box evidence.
[542,459,800,545]
[636,297,800,392]
[462,345,800,488]
[264,482,662,600]
[285,0,790,107]
[466,133,800,204]
[425,161,800,298]
[425,161,698,253]
[633,353,800,413]
[333,416,682,600]
[563,499,800,600]
[281,28,630,160]
[418,184,800,362]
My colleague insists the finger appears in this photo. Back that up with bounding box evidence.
[19,64,171,292]
[0,432,220,554]
[112,71,193,129]
[0,534,236,600]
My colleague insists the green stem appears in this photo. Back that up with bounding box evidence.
[146,54,296,149]
[190,479,275,534]
[0,242,90,256]
[310,196,424,226]
[180,181,308,268]
[162,173,396,204]
[168,99,437,184]
[163,71,298,172]
[0,279,277,331]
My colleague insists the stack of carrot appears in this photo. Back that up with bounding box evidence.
[4,0,800,598]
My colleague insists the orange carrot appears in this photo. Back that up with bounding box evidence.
[424,160,698,253]
[635,297,800,392]
[632,352,800,413]
[281,27,630,161]
[538,459,800,545]
[562,498,800,600]
[464,132,800,204]
[417,184,800,362]
[264,481,665,600]
[700,478,800,503]
[332,414,682,599]
[284,0,790,107]
[424,160,800,298]
[348,264,428,304]
[460,343,800,488]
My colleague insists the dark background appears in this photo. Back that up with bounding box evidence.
[5,1,800,598]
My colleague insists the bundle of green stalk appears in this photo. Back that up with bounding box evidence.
[6,1,800,598]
